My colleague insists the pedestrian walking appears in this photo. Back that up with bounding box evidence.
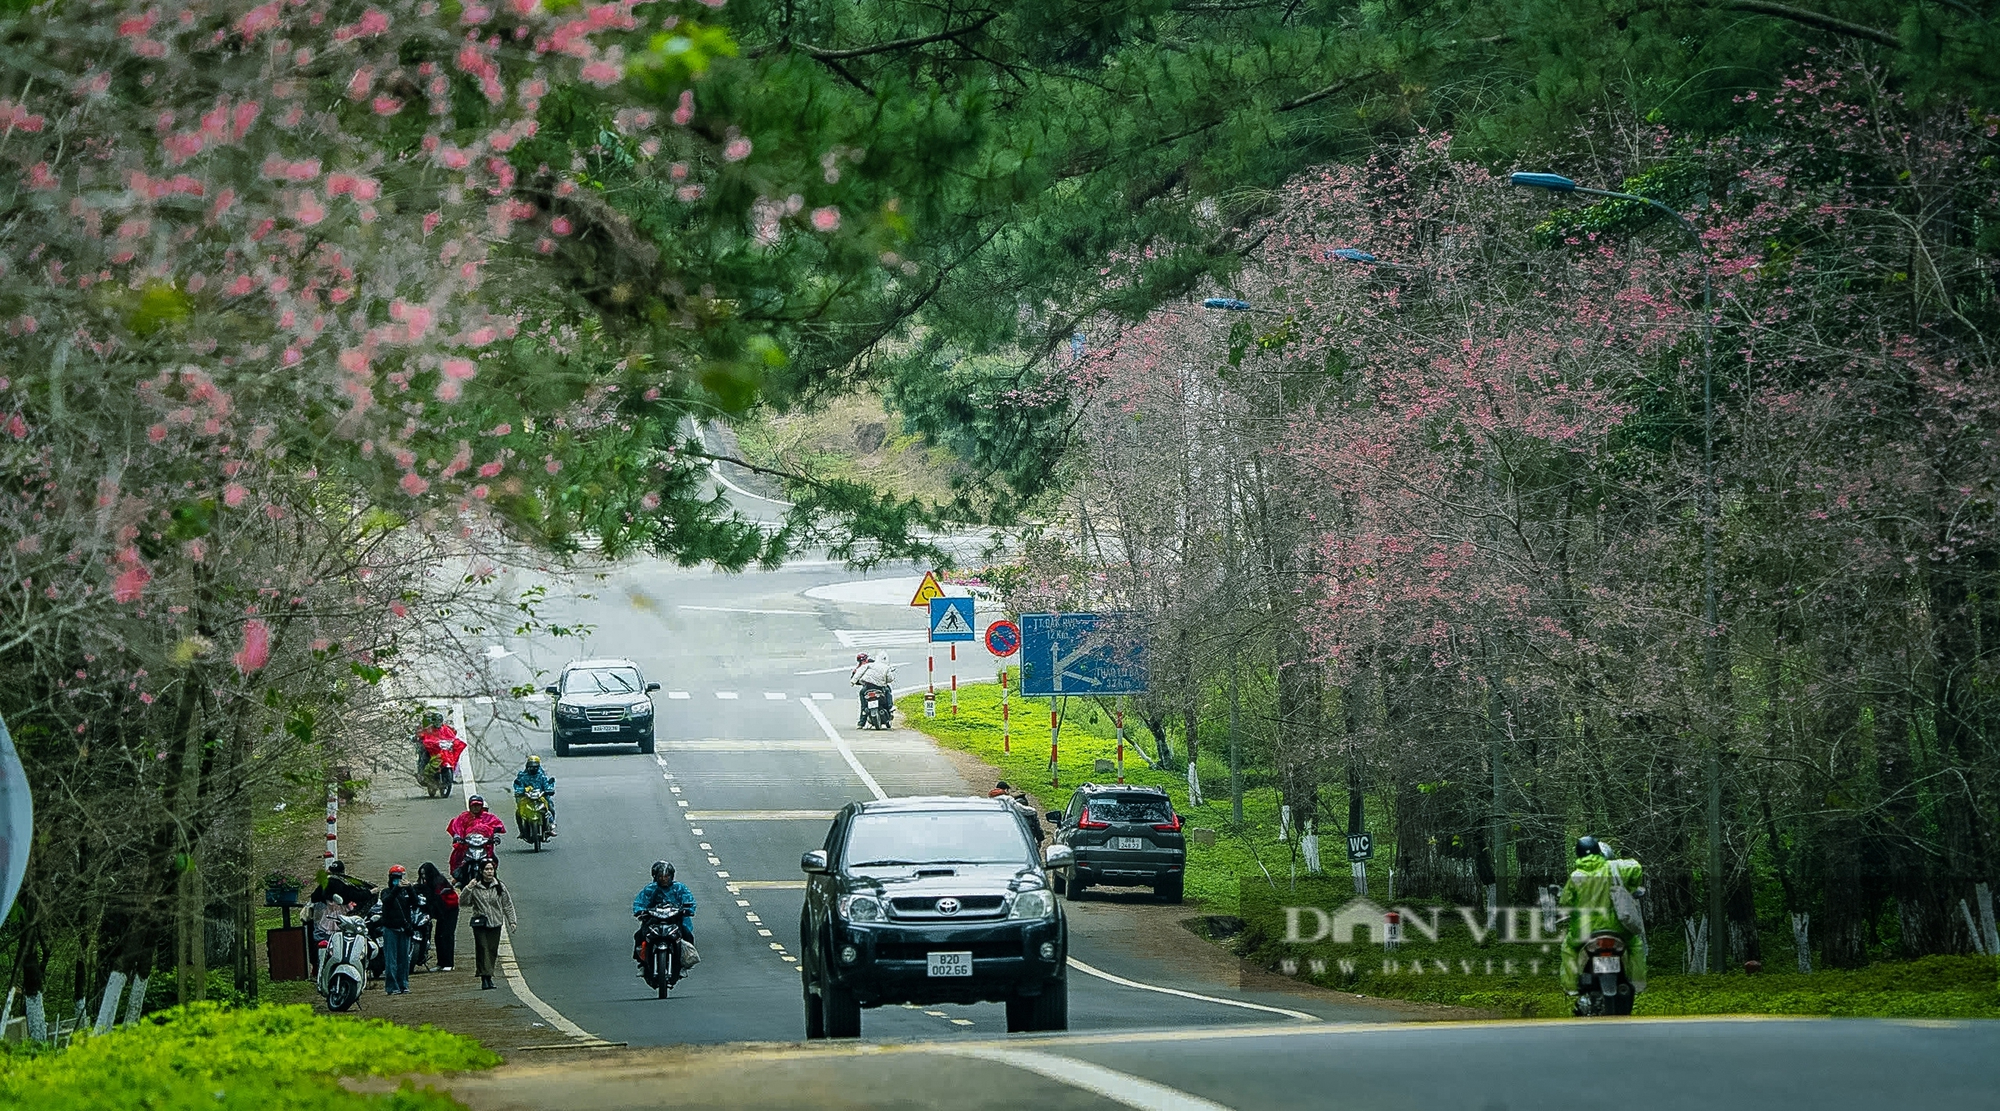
[458,859,516,991]
[378,865,423,995]
[415,862,459,972]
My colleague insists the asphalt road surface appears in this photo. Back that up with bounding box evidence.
[397,554,1392,1047]
[446,1016,2000,1111]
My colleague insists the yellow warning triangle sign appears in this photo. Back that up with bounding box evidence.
[909,570,945,607]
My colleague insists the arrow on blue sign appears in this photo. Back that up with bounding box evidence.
[1019,613,1148,696]
[928,596,976,642]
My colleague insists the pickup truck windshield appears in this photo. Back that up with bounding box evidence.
[843,811,1032,868]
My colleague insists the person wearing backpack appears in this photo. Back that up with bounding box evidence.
[1557,836,1648,1004]
[415,862,459,972]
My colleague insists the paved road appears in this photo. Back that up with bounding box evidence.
[447,1017,2000,1111]
[408,555,1394,1047]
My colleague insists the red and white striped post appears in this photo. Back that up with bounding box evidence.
[1049,701,1061,788]
[1115,707,1126,784]
[949,644,958,717]
[1000,669,1011,754]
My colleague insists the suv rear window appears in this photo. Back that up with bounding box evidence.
[842,810,1033,868]
[1085,796,1172,825]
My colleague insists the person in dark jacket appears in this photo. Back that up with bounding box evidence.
[378,864,424,995]
[415,862,459,973]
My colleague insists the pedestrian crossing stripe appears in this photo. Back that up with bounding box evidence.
[908,570,945,607]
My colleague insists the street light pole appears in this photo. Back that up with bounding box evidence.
[1511,172,1725,972]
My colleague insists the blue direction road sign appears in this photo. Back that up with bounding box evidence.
[928,596,976,642]
[1019,613,1149,696]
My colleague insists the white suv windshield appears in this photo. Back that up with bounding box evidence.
[843,811,1032,868]
[566,668,641,694]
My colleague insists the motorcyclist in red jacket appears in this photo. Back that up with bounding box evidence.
[447,795,506,880]
[418,709,465,791]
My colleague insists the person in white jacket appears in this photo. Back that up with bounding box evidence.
[849,653,895,726]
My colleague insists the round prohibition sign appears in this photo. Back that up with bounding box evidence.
[985,620,1022,658]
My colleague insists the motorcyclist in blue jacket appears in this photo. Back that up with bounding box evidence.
[632,860,696,963]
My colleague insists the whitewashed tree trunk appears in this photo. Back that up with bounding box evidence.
[23,993,45,1042]
[1976,884,1999,956]
[121,975,149,1026]
[1684,916,1709,974]
[1791,912,1812,973]
[1959,900,1986,955]
[93,971,126,1034]
[1185,762,1202,807]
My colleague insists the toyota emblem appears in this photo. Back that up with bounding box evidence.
[935,898,961,915]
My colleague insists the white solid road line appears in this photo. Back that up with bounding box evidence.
[795,665,853,675]
[450,701,614,1047]
[683,810,837,821]
[1065,958,1319,1022]
[800,697,888,801]
[935,1046,1236,1111]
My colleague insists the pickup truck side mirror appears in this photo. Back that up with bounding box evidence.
[800,849,830,875]
[1045,811,1062,824]
[645,682,662,693]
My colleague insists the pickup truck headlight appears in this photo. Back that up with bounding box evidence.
[629,701,654,717]
[836,894,884,923]
[554,703,583,718]
[1008,889,1054,919]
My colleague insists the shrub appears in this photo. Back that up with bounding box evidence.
[0,1003,498,1111]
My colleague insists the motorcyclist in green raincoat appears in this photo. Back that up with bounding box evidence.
[1557,836,1647,1001]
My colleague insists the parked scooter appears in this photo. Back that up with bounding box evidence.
[859,685,893,730]
[316,914,379,1012]
[516,786,553,851]
[637,904,697,999]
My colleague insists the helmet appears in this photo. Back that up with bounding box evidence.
[468,794,486,807]
[856,652,869,663]
[526,754,542,769]
[388,864,406,876]
[651,860,675,883]
[1575,835,1601,859]
[326,860,346,876]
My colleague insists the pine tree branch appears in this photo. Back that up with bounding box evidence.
[747,13,1000,61]
[1714,0,1901,47]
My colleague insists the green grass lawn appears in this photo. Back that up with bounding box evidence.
[900,673,1310,913]
[0,1003,496,1110]
[904,678,2000,1019]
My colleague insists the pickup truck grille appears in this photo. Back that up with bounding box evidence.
[889,895,1006,920]
[584,706,626,723]
[873,939,1021,962]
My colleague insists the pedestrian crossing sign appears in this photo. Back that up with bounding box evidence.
[909,570,945,607]
[928,596,975,642]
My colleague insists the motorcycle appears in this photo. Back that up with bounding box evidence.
[316,913,378,1012]
[636,905,695,999]
[1574,931,1636,1016]
[859,684,893,730]
[418,752,454,799]
[453,831,497,883]
[516,787,553,851]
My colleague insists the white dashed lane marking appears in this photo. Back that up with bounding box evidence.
[667,691,691,699]
[716,691,739,700]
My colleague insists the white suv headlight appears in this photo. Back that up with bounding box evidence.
[836,894,884,922]
[1008,889,1054,919]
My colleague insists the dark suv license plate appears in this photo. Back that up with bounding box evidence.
[1113,836,1145,850]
